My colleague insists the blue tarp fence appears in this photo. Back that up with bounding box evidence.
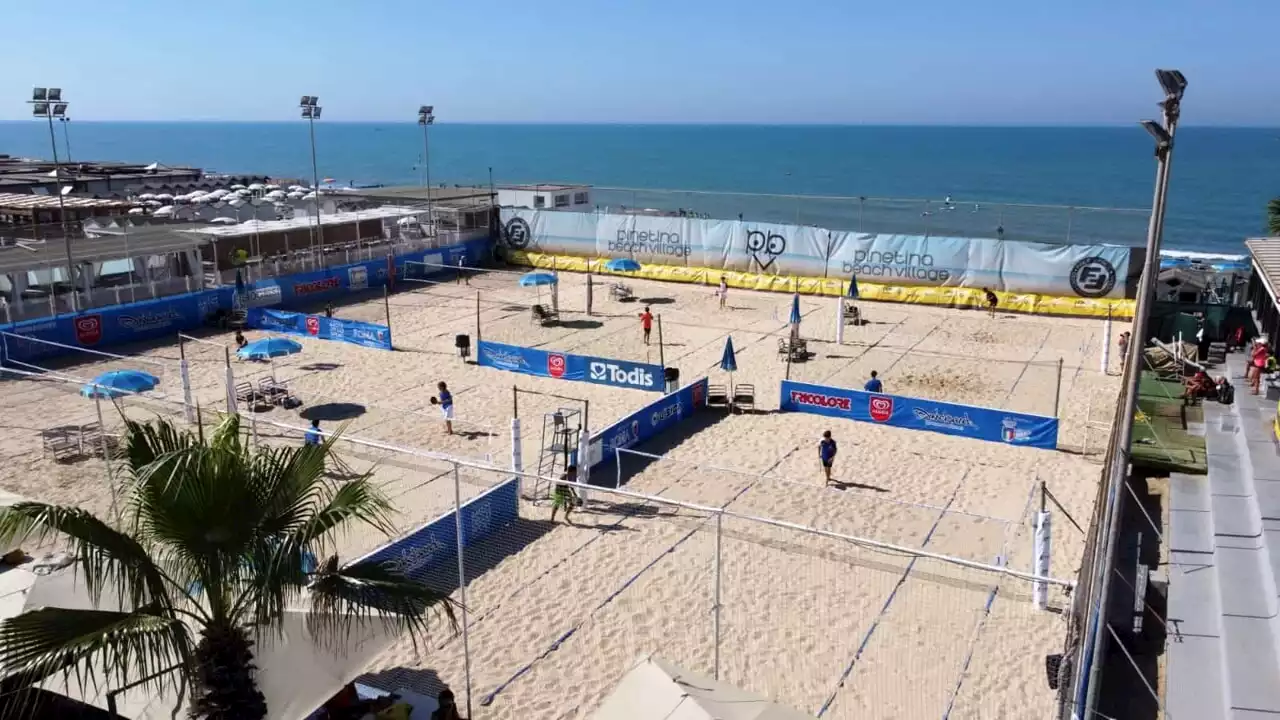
[354,477,520,584]
[476,339,665,393]
[779,379,1059,450]
[0,237,488,366]
[245,308,393,351]
[586,376,709,479]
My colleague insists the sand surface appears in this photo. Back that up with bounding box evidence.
[0,267,1123,719]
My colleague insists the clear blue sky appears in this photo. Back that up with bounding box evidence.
[2,0,1276,125]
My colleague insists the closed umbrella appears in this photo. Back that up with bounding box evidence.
[237,337,303,360]
[80,369,159,398]
[605,258,642,273]
[847,274,859,299]
[720,336,738,398]
[789,293,802,341]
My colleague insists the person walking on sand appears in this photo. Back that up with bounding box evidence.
[819,430,838,486]
[431,381,454,434]
[1251,339,1270,395]
[983,287,998,318]
[551,464,580,524]
[304,419,323,447]
[718,277,728,310]
[864,370,883,393]
[1118,331,1130,365]
[639,307,654,345]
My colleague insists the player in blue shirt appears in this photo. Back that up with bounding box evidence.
[819,430,838,486]
[304,419,323,447]
[864,370,883,393]
[431,381,454,435]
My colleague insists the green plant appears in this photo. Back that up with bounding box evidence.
[1269,197,1280,236]
[0,415,454,720]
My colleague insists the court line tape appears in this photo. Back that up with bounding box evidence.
[815,468,969,717]
[477,445,799,708]
[996,325,1054,410]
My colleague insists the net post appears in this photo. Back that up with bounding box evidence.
[1101,306,1113,373]
[835,296,845,345]
[452,463,474,720]
[657,315,666,370]
[1054,358,1064,418]
[224,346,237,416]
[1033,508,1052,610]
[476,291,482,346]
[586,270,593,316]
[714,510,723,680]
[383,284,392,345]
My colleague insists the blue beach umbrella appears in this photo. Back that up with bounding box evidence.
[605,258,642,273]
[80,369,159,398]
[847,274,859,299]
[789,293,802,341]
[519,271,558,288]
[237,336,303,361]
[720,336,738,396]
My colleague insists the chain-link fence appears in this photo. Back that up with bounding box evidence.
[586,187,1150,248]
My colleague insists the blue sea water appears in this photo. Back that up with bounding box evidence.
[0,122,1275,254]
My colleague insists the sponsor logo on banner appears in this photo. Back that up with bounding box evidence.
[294,276,341,296]
[503,217,532,249]
[74,315,103,345]
[590,361,655,389]
[610,227,691,258]
[912,407,978,431]
[607,420,643,452]
[547,354,567,378]
[482,345,528,371]
[348,266,369,291]
[651,402,682,427]
[842,251,951,284]
[328,320,345,338]
[388,533,447,576]
[198,293,221,317]
[247,285,282,307]
[869,395,893,422]
[1002,417,1033,443]
[790,390,852,412]
[692,382,705,407]
[746,230,787,272]
[118,309,182,332]
[305,317,320,335]
[1069,257,1117,298]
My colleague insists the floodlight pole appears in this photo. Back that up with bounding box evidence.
[28,88,77,312]
[1081,68,1185,719]
[301,96,325,266]
[418,106,436,237]
[59,117,72,165]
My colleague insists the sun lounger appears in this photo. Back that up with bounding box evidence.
[532,304,559,326]
[732,384,756,412]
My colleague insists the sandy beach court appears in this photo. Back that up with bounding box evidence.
[0,268,1121,719]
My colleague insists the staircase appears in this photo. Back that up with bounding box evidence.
[1167,352,1280,718]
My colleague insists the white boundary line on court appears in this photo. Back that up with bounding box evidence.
[5,366,1074,588]
[614,447,1018,525]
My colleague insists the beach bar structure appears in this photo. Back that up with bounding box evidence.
[1246,236,1280,341]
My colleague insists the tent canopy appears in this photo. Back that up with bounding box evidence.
[590,655,816,720]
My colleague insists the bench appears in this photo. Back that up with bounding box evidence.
[778,337,808,362]
[532,304,560,326]
[610,283,634,302]
[258,378,301,408]
[706,384,730,408]
[41,426,80,462]
[732,384,756,412]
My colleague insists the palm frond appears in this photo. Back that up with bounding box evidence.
[0,503,174,613]
[1268,197,1280,236]
[303,555,458,654]
[0,606,192,701]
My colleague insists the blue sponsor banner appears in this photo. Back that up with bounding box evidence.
[0,236,491,366]
[779,379,1059,450]
[245,307,393,351]
[356,477,519,583]
[477,339,664,393]
[586,377,709,478]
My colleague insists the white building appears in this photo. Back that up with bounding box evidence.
[497,184,591,211]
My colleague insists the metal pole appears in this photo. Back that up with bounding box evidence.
[422,123,433,232]
[308,115,324,264]
[45,112,77,312]
[61,118,72,165]
[95,393,118,522]
[1054,358,1063,418]
[512,385,518,419]
[714,510,723,680]
[1083,80,1182,717]
[657,314,666,369]
[452,464,474,720]
[383,285,392,341]
[476,291,482,346]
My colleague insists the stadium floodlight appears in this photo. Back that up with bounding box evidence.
[1082,68,1187,719]
[299,94,325,262]
[25,86,77,311]
[416,105,437,225]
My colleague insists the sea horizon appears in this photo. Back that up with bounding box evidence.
[2,123,1275,254]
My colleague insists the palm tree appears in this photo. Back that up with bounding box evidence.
[0,414,455,720]
[1269,197,1280,236]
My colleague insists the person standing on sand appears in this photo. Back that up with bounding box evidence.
[324,302,334,319]
[551,464,580,524]
[431,381,454,434]
[718,277,728,310]
[304,419,322,446]
[983,287,998,318]
[865,370,883,393]
[1118,331,1130,365]
[819,431,838,486]
[639,307,654,345]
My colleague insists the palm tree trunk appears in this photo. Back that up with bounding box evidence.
[188,621,268,720]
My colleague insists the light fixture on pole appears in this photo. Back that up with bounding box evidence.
[300,95,325,265]
[58,116,73,165]
[418,105,435,234]
[28,87,78,312]
[1079,67,1185,719]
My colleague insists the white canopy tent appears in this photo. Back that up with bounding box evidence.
[591,656,816,720]
[4,564,412,720]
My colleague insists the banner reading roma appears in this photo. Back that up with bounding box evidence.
[500,208,1135,299]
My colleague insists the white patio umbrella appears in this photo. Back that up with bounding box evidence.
[155,193,174,202]
[10,564,410,720]
[248,183,266,191]
[138,193,156,201]
[231,184,247,190]
[592,655,816,720]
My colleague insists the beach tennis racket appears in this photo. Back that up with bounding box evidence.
[429,397,439,405]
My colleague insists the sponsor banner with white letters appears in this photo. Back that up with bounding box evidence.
[501,208,1132,299]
